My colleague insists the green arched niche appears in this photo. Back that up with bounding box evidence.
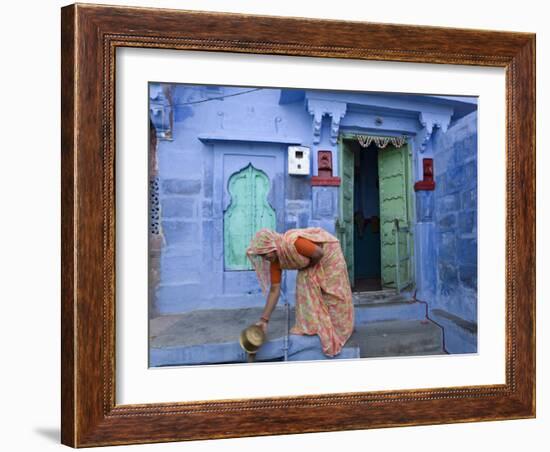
[224,164,276,270]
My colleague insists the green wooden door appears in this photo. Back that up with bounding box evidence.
[224,164,276,270]
[378,145,413,290]
[338,138,355,286]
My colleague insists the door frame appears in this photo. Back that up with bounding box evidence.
[337,134,355,286]
[390,141,416,291]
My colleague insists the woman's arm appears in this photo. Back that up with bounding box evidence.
[256,283,280,333]
[294,237,324,268]
[305,245,324,268]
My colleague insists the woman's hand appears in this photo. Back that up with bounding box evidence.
[255,318,269,335]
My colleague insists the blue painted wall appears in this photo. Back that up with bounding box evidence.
[430,111,478,352]
[152,85,317,313]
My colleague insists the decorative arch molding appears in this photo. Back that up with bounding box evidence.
[306,99,347,145]
[415,111,452,152]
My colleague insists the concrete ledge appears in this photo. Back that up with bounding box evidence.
[150,334,359,367]
[430,309,477,354]
[150,341,246,367]
[198,133,302,145]
[287,335,360,361]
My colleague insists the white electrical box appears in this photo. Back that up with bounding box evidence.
[288,146,310,175]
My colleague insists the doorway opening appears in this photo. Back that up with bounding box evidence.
[353,142,382,291]
[338,134,414,293]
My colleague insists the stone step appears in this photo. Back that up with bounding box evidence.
[352,289,401,304]
[352,290,414,305]
[354,301,427,324]
[348,319,445,357]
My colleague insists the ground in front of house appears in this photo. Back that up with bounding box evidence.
[149,290,447,367]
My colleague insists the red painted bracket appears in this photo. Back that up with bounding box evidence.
[312,150,341,185]
[311,176,341,186]
[414,158,435,191]
[414,180,436,191]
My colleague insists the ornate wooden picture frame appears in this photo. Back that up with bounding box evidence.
[61,3,535,447]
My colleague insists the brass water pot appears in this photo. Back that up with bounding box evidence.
[239,324,266,354]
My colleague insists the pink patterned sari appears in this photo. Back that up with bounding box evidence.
[246,228,354,357]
